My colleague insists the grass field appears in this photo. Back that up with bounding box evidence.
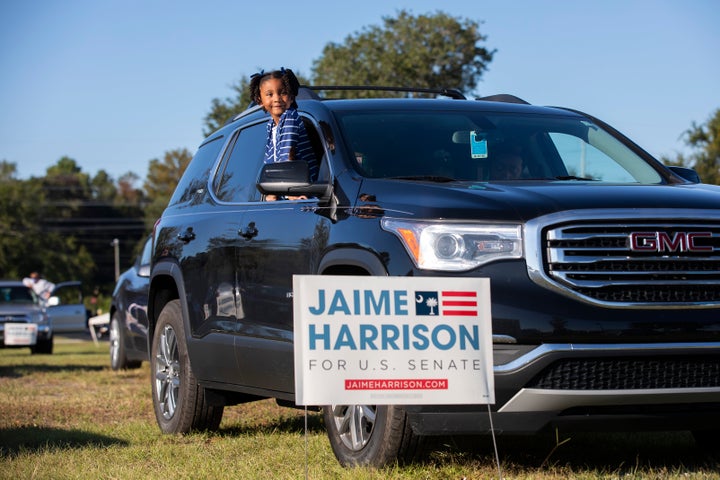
[1,338,718,479]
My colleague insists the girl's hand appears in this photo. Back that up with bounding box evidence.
[264,194,307,201]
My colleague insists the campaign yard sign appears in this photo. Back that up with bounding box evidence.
[293,275,494,406]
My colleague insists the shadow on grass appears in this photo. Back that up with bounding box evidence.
[1,343,104,357]
[220,411,325,436]
[428,431,719,473]
[0,364,106,378]
[0,426,128,457]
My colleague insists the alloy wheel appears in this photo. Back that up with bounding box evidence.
[154,324,180,420]
[330,404,377,451]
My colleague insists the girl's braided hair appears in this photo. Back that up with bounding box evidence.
[249,68,300,108]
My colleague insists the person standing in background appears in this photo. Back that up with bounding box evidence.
[23,271,55,300]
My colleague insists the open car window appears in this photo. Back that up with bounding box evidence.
[213,116,327,203]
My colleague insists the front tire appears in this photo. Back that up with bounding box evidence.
[323,404,424,467]
[693,430,719,455]
[31,335,53,354]
[151,299,223,433]
[110,314,141,370]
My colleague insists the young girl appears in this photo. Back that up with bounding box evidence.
[249,68,318,199]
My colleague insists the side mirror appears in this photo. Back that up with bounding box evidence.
[668,166,701,184]
[256,161,329,198]
[138,264,151,278]
[47,296,60,306]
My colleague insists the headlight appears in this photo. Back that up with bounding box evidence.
[381,218,523,271]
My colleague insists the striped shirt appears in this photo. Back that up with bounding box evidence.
[264,108,319,182]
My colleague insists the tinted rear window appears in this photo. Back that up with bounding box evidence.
[168,136,225,206]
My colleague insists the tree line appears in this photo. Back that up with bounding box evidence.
[1,10,718,297]
[0,149,191,291]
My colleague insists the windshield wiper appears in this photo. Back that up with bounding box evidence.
[554,175,597,181]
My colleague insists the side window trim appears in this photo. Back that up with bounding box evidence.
[211,129,241,195]
[301,113,332,183]
[210,120,268,205]
[167,135,225,207]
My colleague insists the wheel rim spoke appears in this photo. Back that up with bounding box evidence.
[109,322,119,362]
[349,405,363,449]
[154,324,179,420]
[332,404,376,451]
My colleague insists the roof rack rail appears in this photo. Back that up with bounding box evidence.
[476,94,530,105]
[306,85,466,100]
[228,85,466,126]
[297,87,322,100]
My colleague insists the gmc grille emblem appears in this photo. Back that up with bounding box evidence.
[629,231,713,253]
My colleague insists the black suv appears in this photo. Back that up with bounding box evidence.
[149,87,720,467]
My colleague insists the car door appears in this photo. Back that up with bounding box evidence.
[126,237,152,354]
[150,132,245,385]
[182,121,268,385]
[234,116,332,394]
[47,281,87,332]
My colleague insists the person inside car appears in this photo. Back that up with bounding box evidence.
[249,68,318,200]
[490,150,525,180]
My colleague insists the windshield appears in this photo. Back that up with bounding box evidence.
[334,110,663,183]
[0,286,39,305]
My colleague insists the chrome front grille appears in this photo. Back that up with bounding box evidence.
[526,212,720,307]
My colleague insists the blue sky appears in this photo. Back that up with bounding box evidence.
[0,0,717,181]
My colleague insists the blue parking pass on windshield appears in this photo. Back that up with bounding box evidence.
[470,131,488,158]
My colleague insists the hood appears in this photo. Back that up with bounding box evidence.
[356,179,720,222]
[0,303,43,316]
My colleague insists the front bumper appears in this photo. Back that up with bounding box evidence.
[0,323,53,346]
[405,342,720,435]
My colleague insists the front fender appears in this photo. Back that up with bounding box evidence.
[148,260,187,352]
[319,247,389,276]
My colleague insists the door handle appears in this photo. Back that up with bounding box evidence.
[239,222,258,239]
[177,227,196,243]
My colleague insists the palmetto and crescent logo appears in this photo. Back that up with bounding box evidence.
[415,291,478,316]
